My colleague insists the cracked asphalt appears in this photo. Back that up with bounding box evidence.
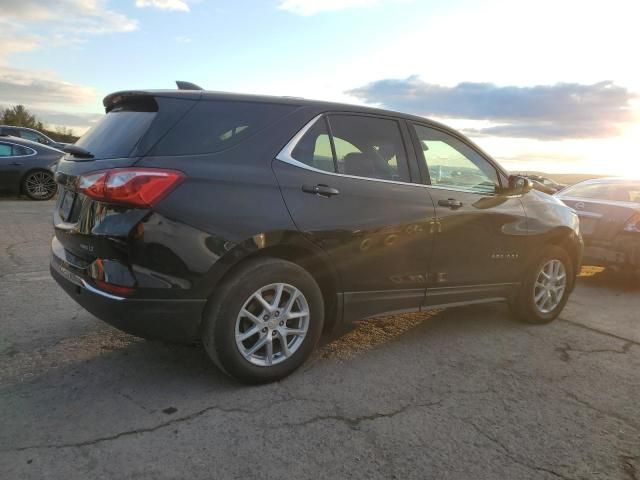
[1,198,639,479]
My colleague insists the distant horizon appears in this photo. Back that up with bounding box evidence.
[1,0,637,177]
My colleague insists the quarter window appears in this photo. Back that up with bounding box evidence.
[413,124,499,194]
[152,100,297,156]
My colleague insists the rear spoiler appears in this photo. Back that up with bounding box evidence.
[103,82,204,112]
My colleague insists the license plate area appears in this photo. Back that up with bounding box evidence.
[58,189,76,221]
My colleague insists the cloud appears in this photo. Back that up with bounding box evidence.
[0,66,97,108]
[0,0,137,58]
[135,0,190,12]
[32,109,102,126]
[346,76,637,139]
[277,0,403,16]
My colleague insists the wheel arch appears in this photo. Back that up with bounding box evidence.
[201,232,342,334]
[546,226,582,280]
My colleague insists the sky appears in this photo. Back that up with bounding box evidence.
[0,0,638,175]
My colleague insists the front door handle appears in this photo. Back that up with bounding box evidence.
[438,198,463,209]
[8,162,22,166]
[302,184,340,198]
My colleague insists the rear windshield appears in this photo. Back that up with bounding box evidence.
[150,100,297,156]
[562,183,640,202]
[75,109,156,159]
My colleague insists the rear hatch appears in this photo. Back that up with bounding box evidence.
[53,93,198,267]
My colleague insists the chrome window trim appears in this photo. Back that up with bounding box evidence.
[276,115,502,197]
[0,140,38,158]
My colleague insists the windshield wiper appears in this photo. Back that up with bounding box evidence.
[63,145,94,159]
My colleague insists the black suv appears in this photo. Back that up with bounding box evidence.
[50,86,583,383]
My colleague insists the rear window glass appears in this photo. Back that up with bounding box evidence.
[152,100,297,156]
[562,183,640,202]
[75,110,156,159]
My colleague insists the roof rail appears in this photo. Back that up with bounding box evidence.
[176,81,203,91]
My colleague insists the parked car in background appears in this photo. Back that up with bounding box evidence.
[0,136,62,200]
[0,125,67,150]
[556,178,640,275]
[50,85,582,383]
[520,174,567,193]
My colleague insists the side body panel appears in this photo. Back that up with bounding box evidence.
[424,187,528,306]
[273,159,436,319]
[520,190,583,274]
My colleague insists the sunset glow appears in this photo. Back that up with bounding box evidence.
[1,0,638,176]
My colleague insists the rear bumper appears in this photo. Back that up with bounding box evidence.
[50,255,206,343]
[582,236,640,271]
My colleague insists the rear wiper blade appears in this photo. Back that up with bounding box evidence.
[63,145,94,159]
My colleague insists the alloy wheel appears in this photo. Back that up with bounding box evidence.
[533,259,567,314]
[25,171,57,199]
[234,283,310,367]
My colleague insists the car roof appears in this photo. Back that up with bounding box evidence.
[103,89,455,130]
[0,134,62,153]
[102,88,509,176]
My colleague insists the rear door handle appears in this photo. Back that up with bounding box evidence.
[438,198,463,209]
[302,184,340,197]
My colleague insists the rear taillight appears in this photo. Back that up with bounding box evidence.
[623,214,640,233]
[78,168,184,208]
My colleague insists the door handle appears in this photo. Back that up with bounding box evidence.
[8,162,22,166]
[302,184,340,197]
[438,198,463,209]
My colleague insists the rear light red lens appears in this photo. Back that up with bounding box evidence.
[95,279,135,296]
[78,168,184,208]
[623,213,640,233]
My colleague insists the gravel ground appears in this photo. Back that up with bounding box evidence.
[0,197,638,480]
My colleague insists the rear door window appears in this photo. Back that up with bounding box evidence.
[289,114,411,182]
[328,115,410,182]
[152,100,297,156]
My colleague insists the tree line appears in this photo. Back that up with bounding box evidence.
[1,105,79,143]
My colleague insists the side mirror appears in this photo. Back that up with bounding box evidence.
[507,175,533,195]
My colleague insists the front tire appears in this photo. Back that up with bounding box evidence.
[202,257,324,383]
[510,246,573,324]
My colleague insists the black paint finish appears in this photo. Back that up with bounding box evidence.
[50,90,582,342]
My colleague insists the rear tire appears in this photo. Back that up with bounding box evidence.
[510,246,573,324]
[202,257,324,383]
[22,170,57,200]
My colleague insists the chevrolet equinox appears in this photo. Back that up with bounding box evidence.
[50,83,583,383]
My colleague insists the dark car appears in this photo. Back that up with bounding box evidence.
[521,174,567,194]
[0,125,67,150]
[0,136,62,200]
[556,178,640,274]
[50,85,582,383]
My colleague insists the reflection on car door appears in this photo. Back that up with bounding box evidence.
[274,114,436,319]
[410,123,528,306]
